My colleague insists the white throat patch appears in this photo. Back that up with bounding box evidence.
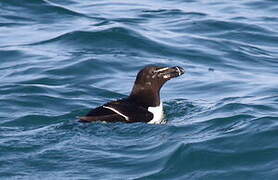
[147,102,164,124]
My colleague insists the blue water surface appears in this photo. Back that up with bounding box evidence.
[1,0,278,179]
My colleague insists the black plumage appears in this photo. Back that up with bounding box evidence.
[80,65,184,123]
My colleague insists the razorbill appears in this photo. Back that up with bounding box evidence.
[79,65,185,124]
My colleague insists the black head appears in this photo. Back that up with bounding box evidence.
[129,66,185,106]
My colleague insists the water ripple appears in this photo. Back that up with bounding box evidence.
[1,0,278,179]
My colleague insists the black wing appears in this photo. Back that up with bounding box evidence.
[80,99,153,123]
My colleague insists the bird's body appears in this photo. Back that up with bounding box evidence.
[80,66,184,124]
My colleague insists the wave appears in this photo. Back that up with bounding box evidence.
[27,26,183,59]
[1,0,278,179]
[1,0,89,18]
[137,139,278,179]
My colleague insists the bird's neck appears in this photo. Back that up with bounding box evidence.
[129,88,160,107]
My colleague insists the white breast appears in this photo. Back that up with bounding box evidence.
[147,102,165,124]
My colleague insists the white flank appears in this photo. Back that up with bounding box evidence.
[103,106,129,121]
[147,102,164,124]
